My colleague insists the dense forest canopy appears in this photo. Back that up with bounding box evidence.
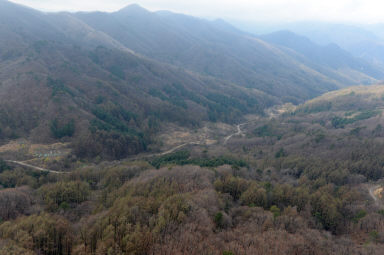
[1,0,384,254]
[2,86,384,254]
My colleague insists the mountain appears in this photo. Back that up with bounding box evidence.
[364,23,384,40]
[0,1,276,159]
[346,40,384,66]
[0,1,128,51]
[248,22,384,67]
[0,1,384,159]
[285,23,384,67]
[3,2,384,253]
[259,30,384,84]
[295,84,384,114]
[74,5,384,102]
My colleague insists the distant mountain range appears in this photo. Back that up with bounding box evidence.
[259,30,384,83]
[0,0,383,158]
[74,5,384,99]
[237,21,384,67]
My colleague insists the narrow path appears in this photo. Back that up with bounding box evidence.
[128,141,202,161]
[224,119,259,145]
[130,121,246,160]
[3,118,262,167]
[155,142,201,156]
[224,124,244,144]
[129,119,261,160]
[132,120,247,160]
[368,185,383,207]
[5,160,65,174]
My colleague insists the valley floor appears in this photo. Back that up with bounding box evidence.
[2,90,384,254]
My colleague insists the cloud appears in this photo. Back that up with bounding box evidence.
[8,0,384,23]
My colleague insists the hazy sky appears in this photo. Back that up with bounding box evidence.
[8,0,384,23]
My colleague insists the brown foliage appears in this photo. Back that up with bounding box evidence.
[0,186,36,221]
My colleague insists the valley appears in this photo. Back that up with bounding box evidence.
[1,0,384,254]
[2,85,384,254]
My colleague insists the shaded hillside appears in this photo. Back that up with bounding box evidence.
[258,22,384,68]
[3,1,384,254]
[74,5,375,103]
[0,1,280,159]
[260,30,384,84]
[0,0,383,159]
[0,0,127,51]
[0,40,275,158]
[347,40,384,67]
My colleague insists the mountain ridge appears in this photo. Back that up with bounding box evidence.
[74,4,384,99]
[0,0,383,159]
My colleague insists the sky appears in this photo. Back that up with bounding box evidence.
[8,0,384,24]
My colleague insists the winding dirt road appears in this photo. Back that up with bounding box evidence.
[224,124,244,144]
[5,160,65,174]
[130,119,260,160]
[3,118,260,170]
[129,120,256,160]
[128,142,202,161]
[155,142,202,156]
[223,119,260,145]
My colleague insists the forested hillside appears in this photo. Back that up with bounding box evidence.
[0,40,273,159]
[2,0,384,254]
[0,0,278,159]
[75,5,384,101]
[260,30,384,84]
[2,86,384,254]
[1,0,383,160]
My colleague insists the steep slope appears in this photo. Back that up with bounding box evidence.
[0,0,127,51]
[275,22,379,49]
[0,41,276,154]
[295,84,384,114]
[256,22,384,68]
[347,40,384,67]
[0,1,277,159]
[74,5,369,103]
[260,30,384,84]
[1,0,383,159]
